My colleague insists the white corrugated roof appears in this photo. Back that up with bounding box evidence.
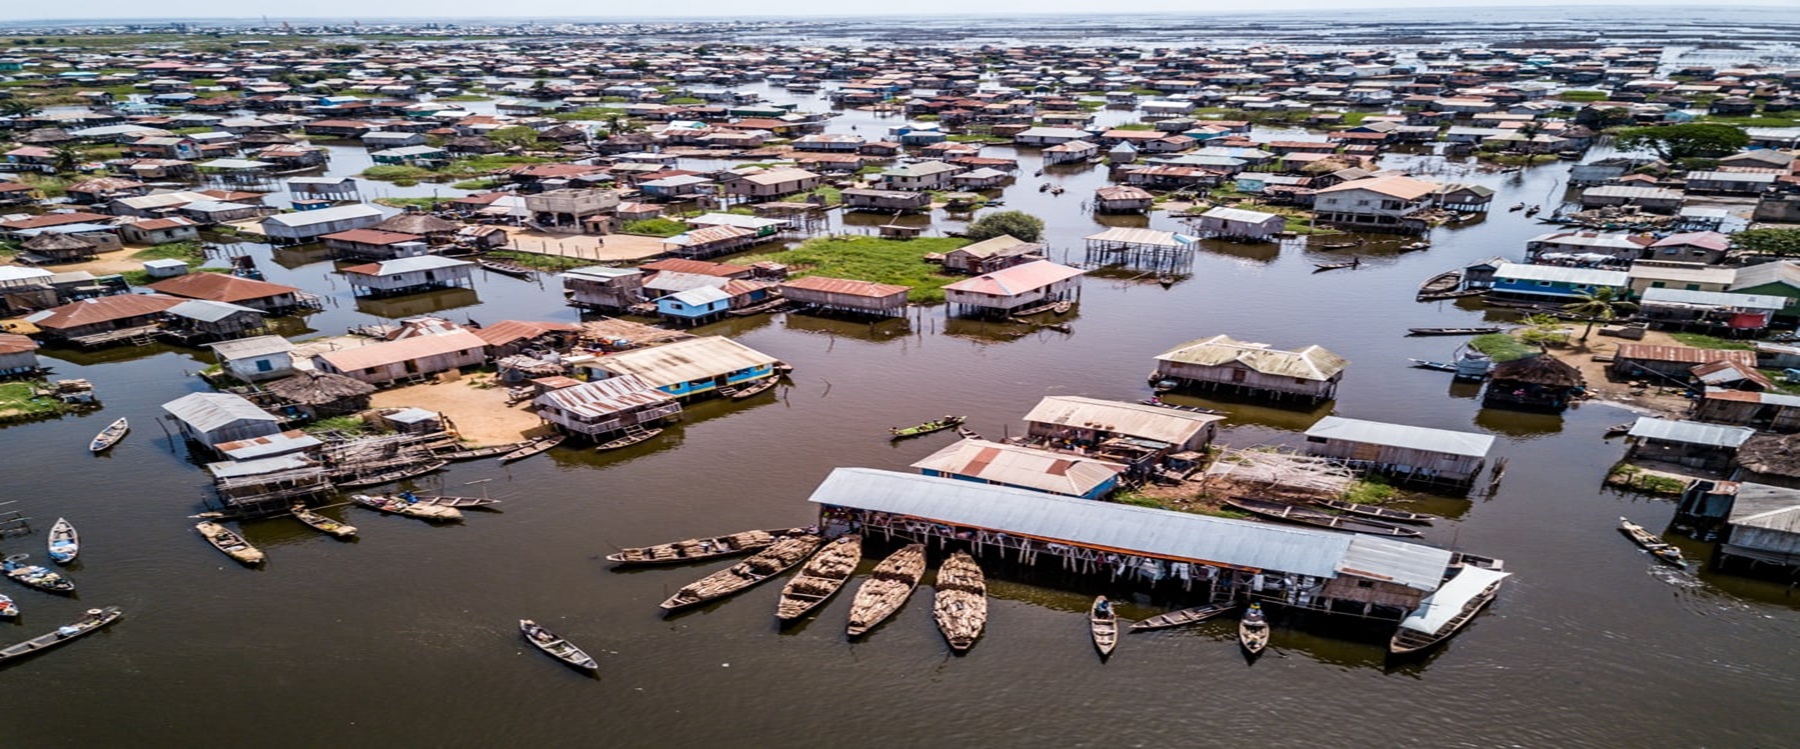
[263,204,383,228]
[1398,566,1509,633]
[1494,262,1630,286]
[910,439,1126,496]
[1305,416,1494,458]
[807,468,1451,590]
[1023,396,1222,445]
[1628,416,1755,448]
[1640,287,1789,311]
[591,336,777,389]
[162,391,280,432]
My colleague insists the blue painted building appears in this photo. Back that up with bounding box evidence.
[656,286,731,326]
[1491,262,1631,301]
[581,335,778,398]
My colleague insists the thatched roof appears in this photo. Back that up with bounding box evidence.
[21,232,96,251]
[374,212,460,235]
[265,370,376,406]
[1491,354,1584,388]
[1736,433,1800,478]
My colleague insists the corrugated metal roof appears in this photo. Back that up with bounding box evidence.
[592,336,778,389]
[807,468,1449,590]
[314,329,487,372]
[535,374,672,418]
[162,392,280,432]
[1494,262,1630,286]
[779,275,910,298]
[669,285,731,305]
[205,455,313,479]
[561,266,642,281]
[1305,416,1494,458]
[1083,227,1181,248]
[1615,344,1757,367]
[1155,334,1348,381]
[1628,416,1755,448]
[1398,566,1510,633]
[214,429,321,460]
[342,255,474,276]
[941,260,1083,297]
[910,439,1126,496]
[1639,287,1788,310]
[1727,483,1800,533]
[263,204,384,228]
[1023,395,1222,445]
[1198,206,1283,224]
[167,299,261,323]
[209,335,294,360]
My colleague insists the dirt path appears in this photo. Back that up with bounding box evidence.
[368,373,551,446]
[1540,328,1697,418]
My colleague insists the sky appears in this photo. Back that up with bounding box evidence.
[0,1,1793,23]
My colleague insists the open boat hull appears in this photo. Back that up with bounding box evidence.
[1129,602,1235,633]
[1226,497,1423,538]
[609,528,795,566]
[1090,596,1118,657]
[47,517,78,564]
[89,418,128,453]
[660,534,825,611]
[0,607,122,664]
[520,619,597,671]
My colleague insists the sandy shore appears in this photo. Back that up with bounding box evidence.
[368,373,552,446]
[1539,328,1697,419]
[497,228,665,263]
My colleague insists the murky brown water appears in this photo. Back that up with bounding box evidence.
[6,81,1800,747]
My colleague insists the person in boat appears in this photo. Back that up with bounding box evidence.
[1095,599,1112,616]
[1351,257,1360,268]
[400,491,418,504]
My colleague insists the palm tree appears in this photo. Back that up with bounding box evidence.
[1,99,41,119]
[1561,287,1638,341]
[49,144,84,175]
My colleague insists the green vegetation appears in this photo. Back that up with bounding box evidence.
[1696,114,1800,129]
[1607,463,1688,494]
[18,173,70,198]
[1557,90,1610,102]
[1469,333,1539,362]
[1479,153,1562,166]
[303,415,377,436]
[1666,332,1756,350]
[1614,123,1749,160]
[799,185,842,206]
[665,96,705,105]
[1560,287,1638,340]
[1730,228,1800,257]
[0,381,72,422]
[131,241,206,262]
[360,154,548,185]
[946,134,1009,144]
[484,250,590,271]
[739,235,972,303]
[965,210,1045,243]
[373,197,447,210]
[619,218,689,237]
[1343,479,1397,505]
[1111,122,1155,130]
[1112,492,1165,509]
[435,94,492,102]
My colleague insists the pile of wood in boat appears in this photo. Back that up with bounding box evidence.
[671,535,821,602]
[777,536,864,620]
[847,543,927,635]
[932,551,987,651]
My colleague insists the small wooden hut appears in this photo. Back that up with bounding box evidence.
[264,370,378,420]
[1482,355,1584,412]
[20,232,99,264]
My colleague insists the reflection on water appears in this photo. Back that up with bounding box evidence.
[1472,405,1566,438]
[783,311,914,342]
[354,287,482,319]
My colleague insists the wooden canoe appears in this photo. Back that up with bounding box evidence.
[1239,603,1270,654]
[411,495,501,509]
[89,417,128,453]
[1129,602,1235,633]
[1406,327,1501,336]
[730,377,779,400]
[336,460,448,489]
[0,607,122,665]
[499,435,564,464]
[519,619,598,672]
[1390,567,1508,656]
[1619,517,1686,567]
[1310,499,1438,525]
[195,521,265,565]
[846,543,928,637]
[1226,497,1423,538]
[2,554,74,593]
[596,427,661,452]
[349,494,463,522]
[0,593,16,618]
[608,528,794,566]
[889,416,965,440]
[1313,262,1356,272]
[478,258,537,279]
[291,505,357,538]
[1090,596,1119,657]
[47,517,78,564]
[932,551,987,651]
[659,533,824,611]
[776,535,863,621]
[434,442,530,461]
